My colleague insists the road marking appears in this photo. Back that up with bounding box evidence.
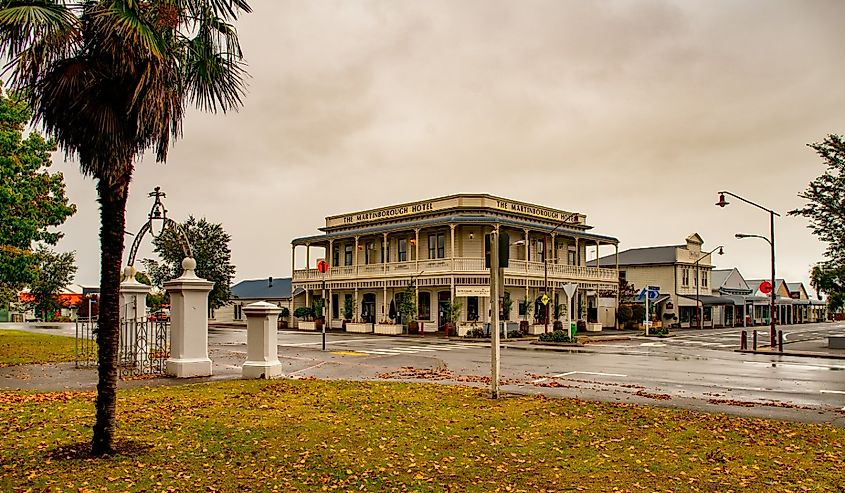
[551,371,627,378]
[820,390,845,395]
[743,361,845,371]
[640,342,666,347]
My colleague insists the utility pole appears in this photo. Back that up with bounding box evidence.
[490,230,500,399]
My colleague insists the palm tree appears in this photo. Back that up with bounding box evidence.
[0,0,251,455]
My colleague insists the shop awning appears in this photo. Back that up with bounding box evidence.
[679,295,736,306]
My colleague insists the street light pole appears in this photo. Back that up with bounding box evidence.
[693,246,724,329]
[716,191,780,346]
[544,222,567,334]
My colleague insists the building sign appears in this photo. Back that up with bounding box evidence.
[456,286,490,297]
[325,195,584,229]
[494,199,580,224]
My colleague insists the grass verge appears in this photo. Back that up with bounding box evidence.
[0,379,842,492]
[0,329,80,366]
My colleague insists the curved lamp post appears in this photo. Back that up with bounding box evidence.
[694,245,724,329]
[716,191,780,346]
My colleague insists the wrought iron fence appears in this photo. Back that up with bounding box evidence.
[75,315,170,379]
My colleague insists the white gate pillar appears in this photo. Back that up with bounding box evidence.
[165,258,214,378]
[120,266,151,321]
[242,301,283,379]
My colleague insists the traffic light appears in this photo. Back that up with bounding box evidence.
[485,231,510,268]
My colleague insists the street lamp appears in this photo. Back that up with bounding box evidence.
[694,245,724,329]
[716,191,780,346]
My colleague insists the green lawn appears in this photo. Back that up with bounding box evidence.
[0,379,842,492]
[0,329,80,366]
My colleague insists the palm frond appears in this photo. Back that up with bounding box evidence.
[0,2,78,58]
[90,0,166,58]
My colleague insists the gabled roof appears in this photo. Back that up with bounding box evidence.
[590,245,679,267]
[711,269,733,289]
[231,277,293,300]
[746,279,789,297]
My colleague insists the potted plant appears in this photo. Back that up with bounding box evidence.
[312,299,325,330]
[376,299,403,335]
[398,285,418,334]
[519,296,533,333]
[443,299,462,336]
[553,303,564,331]
[342,296,356,330]
[277,306,290,330]
[294,306,316,331]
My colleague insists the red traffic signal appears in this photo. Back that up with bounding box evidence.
[316,259,328,274]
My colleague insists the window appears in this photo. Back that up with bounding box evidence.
[398,238,408,262]
[568,250,576,266]
[428,233,445,259]
[467,297,479,321]
[384,240,390,263]
[682,267,690,286]
[418,292,431,320]
[344,244,353,266]
[536,240,545,263]
[702,273,708,288]
[365,241,376,264]
[619,270,627,282]
[332,247,340,268]
[234,303,242,321]
[332,294,339,319]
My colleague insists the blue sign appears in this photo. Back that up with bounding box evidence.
[637,286,660,301]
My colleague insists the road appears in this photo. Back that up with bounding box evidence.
[4,321,844,424]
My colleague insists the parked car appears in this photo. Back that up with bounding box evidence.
[148,310,170,322]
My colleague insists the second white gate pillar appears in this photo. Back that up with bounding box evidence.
[165,258,214,378]
[242,301,283,379]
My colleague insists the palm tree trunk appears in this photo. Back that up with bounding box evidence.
[91,177,130,456]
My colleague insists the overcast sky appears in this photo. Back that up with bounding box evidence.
[52,0,844,295]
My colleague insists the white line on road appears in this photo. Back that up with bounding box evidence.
[820,390,845,395]
[551,371,628,378]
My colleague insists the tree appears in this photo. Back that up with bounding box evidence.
[0,0,252,455]
[0,88,75,306]
[28,246,77,320]
[142,216,236,310]
[789,134,845,312]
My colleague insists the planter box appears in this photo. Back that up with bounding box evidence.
[457,323,481,337]
[298,321,317,331]
[527,324,547,335]
[375,323,403,335]
[586,323,602,332]
[346,322,373,333]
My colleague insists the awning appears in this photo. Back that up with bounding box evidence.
[679,295,736,306]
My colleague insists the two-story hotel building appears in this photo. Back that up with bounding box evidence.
[291,194,620,335]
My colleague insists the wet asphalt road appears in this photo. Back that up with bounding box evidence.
[4,321,844,425]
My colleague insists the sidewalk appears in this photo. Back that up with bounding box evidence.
[738,337,845,360]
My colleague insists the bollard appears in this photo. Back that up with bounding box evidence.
[770,327,776,349]
[753,330,757,351]
[740,330,747,350]
[778,330,784,353]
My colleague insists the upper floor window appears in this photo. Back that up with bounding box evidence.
[619,271,627,282]
[702,273,708,288]
[398,238,408,262]
[568,250,577,266]
[428,233,445,259]
[536,239,545,263]
[344,244,353,266]
[682,267,690,286]
[332,247,340,268]
[365,241,376,264]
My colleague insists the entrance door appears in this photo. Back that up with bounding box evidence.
[437,291,451,331]
[361,293,376,324]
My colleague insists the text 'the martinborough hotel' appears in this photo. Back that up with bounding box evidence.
[291,194,620,335]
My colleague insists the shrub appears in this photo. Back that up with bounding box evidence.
[293,306,314,320]
[507,329,523,339]
[538,330,575,343]
[465,327,487,338]
[279,306,290,318]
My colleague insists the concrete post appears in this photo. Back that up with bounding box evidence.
[120,266,151,321]
[242,301,283,379]
[165,258,214,378]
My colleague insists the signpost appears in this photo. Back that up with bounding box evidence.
[637,286,660,335]
[562,283,577,341]
[317,258,328,351]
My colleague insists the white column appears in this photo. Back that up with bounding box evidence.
[305,243,311,270]
[242,301,283,379]
[165,258,214,378]
[119,266,151,321]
